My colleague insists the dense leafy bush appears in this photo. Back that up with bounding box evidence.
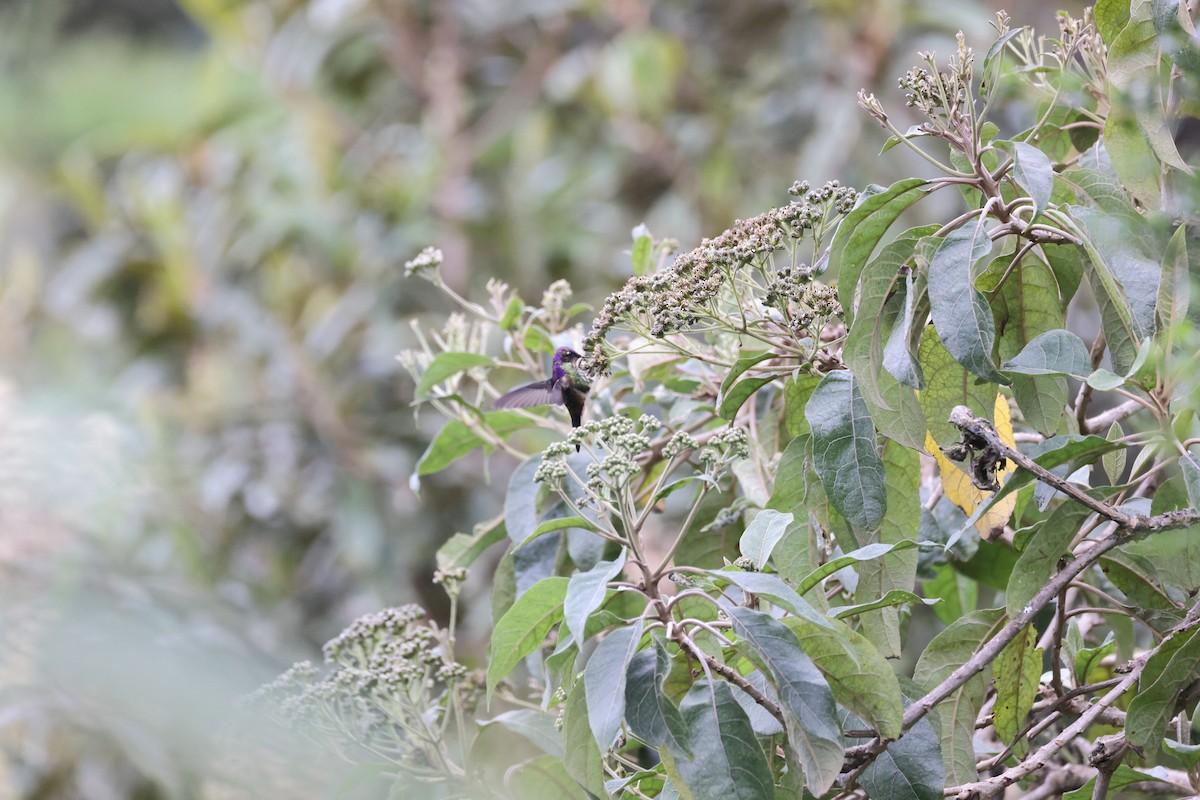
[248,4,1200,799]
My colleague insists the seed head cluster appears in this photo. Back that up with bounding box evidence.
[582,182,857,375]
[244,604,481,770]
[403,246,443,279]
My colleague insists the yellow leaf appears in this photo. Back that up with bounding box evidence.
[925,394,1018,540]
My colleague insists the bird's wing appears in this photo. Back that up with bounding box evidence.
[493,379,564,409]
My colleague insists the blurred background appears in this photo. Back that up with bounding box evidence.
[0,0,1081,796]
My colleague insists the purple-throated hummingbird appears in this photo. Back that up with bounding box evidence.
[494,347,591,451]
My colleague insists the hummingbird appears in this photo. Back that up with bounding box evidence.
[494,347,591,451]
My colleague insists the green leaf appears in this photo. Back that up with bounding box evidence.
[988,250,1069,433]
[767,436,820,583]
[1003,329,1092,377]
[625,639,690,754]
[508,755,591,800]
[1102,106,1162,208]
[713,571,903,737]
[805,371,887,531]
[487,577,569,696]
[928,226,1007,383]
[1006,502,1091,617]
[859,707,945,800]
[1181,451,1200,511]
[738,509,795,570]
[843,227,935,450]
[417,411,535,476]
[662,681,775,800]
[993,626,1042,747]
[832,590,939,619]
[653,475,718,505]
[780,618,905,739]
[923,563,977,625]
[719,375,776,421]
[913,609,1004,785]
[998,141,1054,216]
[1073,632,1117,687]
[564,552,627,644]
[729,607,842,795]
[829,178,929,323]
[1069,207,1160,371]
[505,453,544,545]
[521,515,601,546]
[1158,223,1191,331]
[480,709,564,757]
[1086,368,1125,390]
[1095,0,1131,44]
[795,540,926,596]
[1062,765,1167,800]
[717,351,777,421]
[499,297,525,331]
[917,327,997,447]
[783,374,822,438]
[436,515,507,571]
[1102,423,1128,481]
[414,352,494,398]
[562,683,606,796]
[631,223,654,276]
[1127,627,1200,756]
[584,619,645,750]
[720,351,773,397]
[854,441,922,657]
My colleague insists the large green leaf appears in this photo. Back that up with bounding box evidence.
[767,436,820,584]
[436,515,507,571]
[564,551,627,644]
[858,706,945,800]
[928,226,1007,383]
[917,328,997,447]
[738,509,795,570]
[779,616,904,739]
[729,607,842,794]
[712,570,903,737]
[1069,207,1160,372]
[854,441,921,657]
[1127,627,1200,756]
[584,619,645,750]
[417,411,536,475]
[912,609,1004,786]
[1003,329,1092,377]
[662,681,775,800]
[488,577,570,695]
[1094,0,1131,44]
[508,755,591,800]
[843,227,934,450]
[795,539,925,596]
[829,178,929,322]
[414,352,494,398]
[1158,223,1191,331]
[993,626,1042,747]
[991,256,1068,432]
[561,681,606,797]
[923,563,978,625]
[625,639,690,754]
[505,453,543,543]
[718,352,776,421]
[1006,502,1092,617]
[805,371,887,531]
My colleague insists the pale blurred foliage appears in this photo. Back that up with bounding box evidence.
[0,0,1076,795]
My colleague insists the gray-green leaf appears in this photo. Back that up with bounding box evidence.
[806,371,887,531]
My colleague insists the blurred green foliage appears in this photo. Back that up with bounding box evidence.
[0,0,1084,795]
